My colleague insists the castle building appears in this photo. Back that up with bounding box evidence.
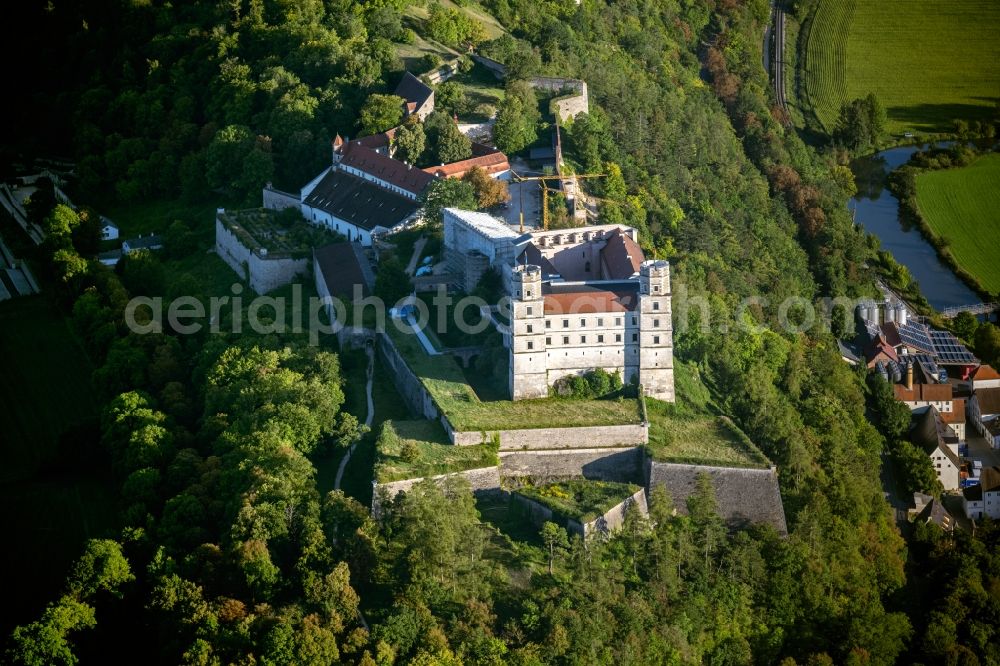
[508,260,674,402]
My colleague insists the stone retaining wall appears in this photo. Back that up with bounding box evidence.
[499,446,645,483]
[377,331,441,421]
[512,487,648,537]
[646,460,787,534]
[451,423,647,449]
[372,466,501,516]
[215,216,309,294]
[262,186,300,210]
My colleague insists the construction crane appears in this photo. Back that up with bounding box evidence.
[509,170,606,231]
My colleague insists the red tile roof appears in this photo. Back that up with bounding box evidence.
[339,142,435,195]
[866,337,898,365]
[353,127,397,152]
[940,399,965,423]
[880,322,902,348]
[975,387,1000,415]
[422,144,510,179]
[543,288,639,314]
[600,228,644,279]
[972,364,1000,381]
[894,383,953,403]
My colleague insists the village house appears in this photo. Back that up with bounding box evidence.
[395,71,435,121]
[968,386,1000,448]
[892,361,966,439]
[100,217,119,241]
[962,466,1000,520]
[965,364,1000,391]
[914,407,962,491]
[122,234,164,254]
[910,492,955,532]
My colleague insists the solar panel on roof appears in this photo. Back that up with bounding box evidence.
[928,329,978,365]
[897,321,935,352]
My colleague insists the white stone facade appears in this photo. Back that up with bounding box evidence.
[508,260,674,402]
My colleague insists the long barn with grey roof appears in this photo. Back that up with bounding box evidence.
[301,168,420,245]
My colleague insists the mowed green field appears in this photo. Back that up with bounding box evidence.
[801,0,1000,135]
[916,154,1000,294]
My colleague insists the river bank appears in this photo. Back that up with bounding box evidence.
[850,143,982,311]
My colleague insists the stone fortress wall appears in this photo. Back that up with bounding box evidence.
[214,214,309,295]
[529,76,590,122]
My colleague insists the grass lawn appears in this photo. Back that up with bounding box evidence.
[645,398,771,468]
[915,153,1000,294]
[102,198,222,241]
[385,324,643,431]
[799,0,1000,135]
[315,350,415,504]
[374,419,499,483]
[516,480,641,523]
[397,0,504,72]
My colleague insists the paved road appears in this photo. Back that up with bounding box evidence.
[334,346,374,491]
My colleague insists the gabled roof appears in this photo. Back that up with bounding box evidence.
[916,498,953,530]
[880,322,902,348]
[339,143,435,195]
[972,365,1000,381]
[981,466,1000,493]
[303,169,419,231]
[422,144,510,179]
[893,382,953,403]
[913,407,961,469]
[866,336,898,364]
[599,228,644,279]
[353,127,397,152]
[314,242,375,300]
[940,399,965,424]
[963,484,983,501]
[519,243,558,277]
[124,235,163,250]
[974,387,1000,416]
[895,320,936,354]
[394,71,433,109]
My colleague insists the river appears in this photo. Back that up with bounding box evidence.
[849,144,980,311]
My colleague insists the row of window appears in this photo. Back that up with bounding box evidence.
[524,334,664,350]
[523,315,665,332]
[524,301,663,320]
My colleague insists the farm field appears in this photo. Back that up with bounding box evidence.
[799,0,1000,135]
[915,154,1000,294]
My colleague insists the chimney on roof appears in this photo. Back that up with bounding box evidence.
[906,362,914,390]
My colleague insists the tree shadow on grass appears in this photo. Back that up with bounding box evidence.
[887,102,998,133]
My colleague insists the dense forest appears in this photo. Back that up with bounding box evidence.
[3,0,998,664]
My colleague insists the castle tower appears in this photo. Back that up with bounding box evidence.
[638,260,674,402]
[509,264,548,400]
